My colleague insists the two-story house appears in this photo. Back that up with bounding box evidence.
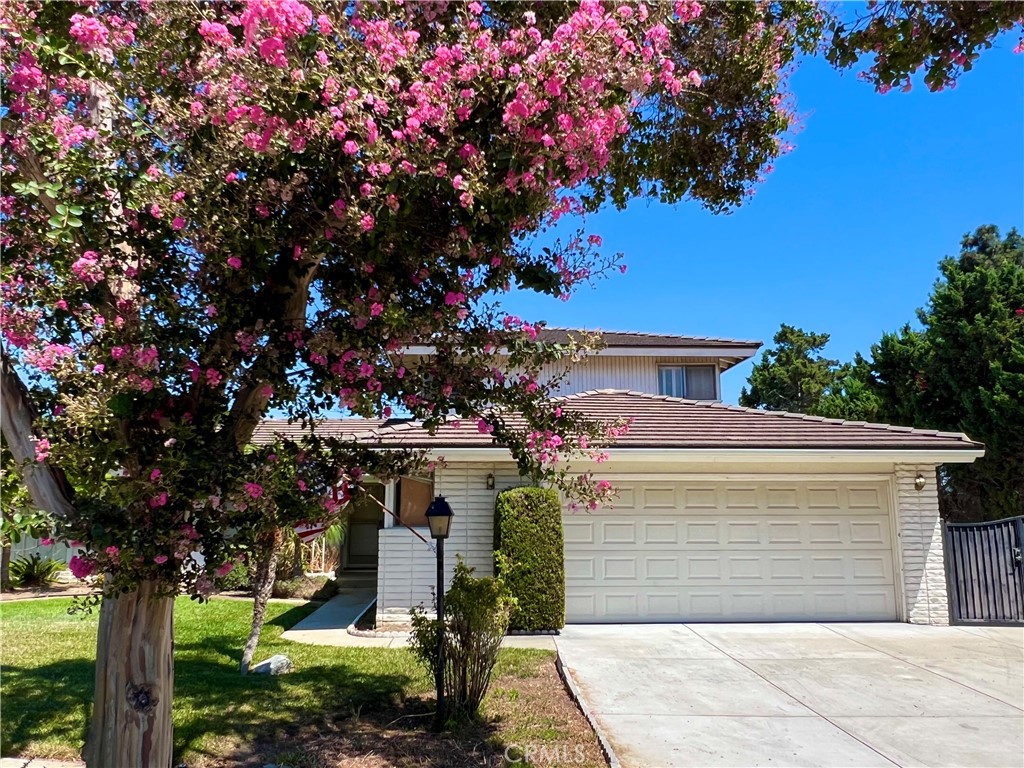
[257,329,983,627]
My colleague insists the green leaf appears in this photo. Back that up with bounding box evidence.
[107,393,134,418]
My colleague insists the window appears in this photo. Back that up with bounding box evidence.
[658,365,717,399]
[396,474,434,527]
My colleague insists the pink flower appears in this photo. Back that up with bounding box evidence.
[154,555,169,565]
[72,251,104,285]
[244,482,264,499]
[216,561,235,577]
[477,419,494,434]
[34,438,51,462]
[40,537,54,547]
[444,291,465,306]
[259,37,288,67]
[225,172,239,183]
[227,256,242,270]
[69,14,109,53]
[359,214,375,232]
[149,203,162,218]
[68,555,96,580]
[150,468,162,481]
[105,545,120,558]
[172,216,186,230]
[149,491,168,508]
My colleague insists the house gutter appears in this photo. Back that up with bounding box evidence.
[418,447,985,464]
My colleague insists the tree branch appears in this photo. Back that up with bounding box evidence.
[0,349,76,520]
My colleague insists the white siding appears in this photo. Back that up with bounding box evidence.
[537,356,724,398]
[377,461,522,617]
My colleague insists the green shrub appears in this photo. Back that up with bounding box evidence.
[9,554,64,587]
[271,575,337,601]
[409,557,515,725]
[217,561,251,592]
[494,487,565,631]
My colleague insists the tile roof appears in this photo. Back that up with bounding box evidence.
[255,391,982,453]
[537,328,762,348]
[252,418,387,446]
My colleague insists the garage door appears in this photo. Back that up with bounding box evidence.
[563,479,897,622]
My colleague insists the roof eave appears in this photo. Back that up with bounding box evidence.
[396,446,985,464]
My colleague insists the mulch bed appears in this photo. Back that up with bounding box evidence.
[218,658,607,768]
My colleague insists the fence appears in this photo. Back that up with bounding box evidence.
[945,516,1024,625]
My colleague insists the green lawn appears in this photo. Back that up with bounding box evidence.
[1,597,574,767]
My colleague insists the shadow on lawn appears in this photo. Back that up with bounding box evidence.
[2,635,419,766]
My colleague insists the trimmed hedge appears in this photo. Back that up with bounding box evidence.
[494,486,565,631]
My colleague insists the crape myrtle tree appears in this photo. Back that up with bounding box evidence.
[0,1,822,765]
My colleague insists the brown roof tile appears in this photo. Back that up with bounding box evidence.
[538,328,761,348]
[252,418,387,446]
[308,390,980,452]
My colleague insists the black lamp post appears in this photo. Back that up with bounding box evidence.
[425,495,454,731]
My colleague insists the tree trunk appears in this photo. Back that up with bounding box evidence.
[1,543,11,590]
[84,579,174,768]
[240,527,282,675]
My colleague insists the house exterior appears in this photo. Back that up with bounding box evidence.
[256,330,984,627]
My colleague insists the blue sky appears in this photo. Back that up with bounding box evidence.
[504,43,1024,405]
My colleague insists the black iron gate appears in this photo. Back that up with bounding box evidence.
[945,516,1024,625]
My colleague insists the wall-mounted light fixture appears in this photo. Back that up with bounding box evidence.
[485,473,495,490]
[914,473,927,491]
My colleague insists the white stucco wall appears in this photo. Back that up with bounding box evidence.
[894,464,950,625]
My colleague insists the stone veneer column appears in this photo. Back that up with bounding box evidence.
[894,464,949,625]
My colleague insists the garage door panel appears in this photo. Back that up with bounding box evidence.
[566,549,894,587]
[564,479,897,623]
[570,586,899,622]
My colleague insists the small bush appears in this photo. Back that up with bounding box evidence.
[494,487,565,631]
[217,561,251,592]
[272,575,337,600]
[9,554,64,587]
[409,557,515,725]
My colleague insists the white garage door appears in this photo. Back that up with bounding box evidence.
[564,479,898,622]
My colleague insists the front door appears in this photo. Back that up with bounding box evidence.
[345,483,384,569]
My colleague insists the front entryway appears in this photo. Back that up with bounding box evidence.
[563,479,898,622]
[343,483,384,570]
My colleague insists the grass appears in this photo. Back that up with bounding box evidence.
[1,597,605,767]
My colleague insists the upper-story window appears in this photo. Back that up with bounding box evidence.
[658,365,717,400]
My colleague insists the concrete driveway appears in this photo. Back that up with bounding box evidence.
[555,623,1023,768]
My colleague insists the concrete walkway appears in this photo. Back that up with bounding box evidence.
[556,623,1024,768]
[280,590,555,649]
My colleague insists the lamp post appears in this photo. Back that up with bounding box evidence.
[425,495,454,732]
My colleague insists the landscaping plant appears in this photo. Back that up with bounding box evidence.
[495,487,565,631]
[8,552,64,587]
[410,558,515,725]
